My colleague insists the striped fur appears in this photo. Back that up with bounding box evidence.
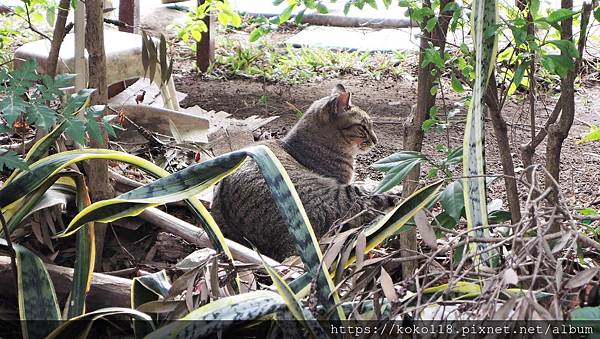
[212,85,398,260]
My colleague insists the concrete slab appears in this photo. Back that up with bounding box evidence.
[161,0,412,28]
[109,78,187,108]
[286,26,420,52]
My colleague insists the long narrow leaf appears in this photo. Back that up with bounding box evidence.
[463,0,497,267]
[46,307,154,339]
[66,175,95,319]
[0,239,61,338]
[0,149,241,291]
[144,290,287,339]
[289,180,443,294]
[259,254,327,338]
[64,145,345,320]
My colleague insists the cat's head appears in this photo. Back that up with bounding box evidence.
[312,84,378,154]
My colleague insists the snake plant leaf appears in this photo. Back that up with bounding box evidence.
[66,175,95,319]
[289,180,443,295]
[3,175,62,235]
[0,239,60,339]
[144,290,287,339]
[46,307,155,339]
[132,271,171,337]
[259,253,328,338]
[464,0,498,267]
[0,149,241,292]
[355,180,443,266]
[65,145,345,320]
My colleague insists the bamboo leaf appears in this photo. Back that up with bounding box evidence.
[141,31,149,79]
[159,34,168,85]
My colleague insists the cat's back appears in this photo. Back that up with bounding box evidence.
[211,139,304,257]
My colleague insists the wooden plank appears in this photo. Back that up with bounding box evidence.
[118,0,135,33]
[196,0,215,72]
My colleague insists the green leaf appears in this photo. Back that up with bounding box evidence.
[47,307,154,339]
[547,8,577,23]
[62,89,95,116]
[145,291,286,339]
[579,127,600,143]
[249,28,267,42]
[513,60,529,89]
[67,175,94,319]
[439,180,464,221]
[451,74,464,93]
[422,119,437,131]
[541,54,574,78]
[0,239,61,338]
[63,116,87,145]
[595,7,600,23]
[132,270,170,336]
[85,105,105,145]
[26,103,57,131]
[430,85,438,95]
[374,156,424,193]
[0,149,28,171]
[443,147,463,165]
[258,254,326,337]
[548,39,579,58]
[316,3,328,13]
[488,210,512,224]
[0,94,29,125]
[571,307,600,320]
[529,0,540,16]
[464,0,497,268]
[422,47,444,69]
[279,5,295,24]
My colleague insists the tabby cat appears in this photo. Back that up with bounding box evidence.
[211,84,398,260]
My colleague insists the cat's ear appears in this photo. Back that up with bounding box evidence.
[334,91,352,114]
[329,84,352,114]
[331,84,346,96]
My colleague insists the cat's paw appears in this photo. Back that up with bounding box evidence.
[372,193,401,210]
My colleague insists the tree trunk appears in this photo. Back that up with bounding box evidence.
[46,0,71,78]
[400,0,452,278]
[0,256,131,310]
[545,0,575,206]
[485,76,521,223]
[85,0,114,271]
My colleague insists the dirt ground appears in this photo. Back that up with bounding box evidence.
[174,66,600,209]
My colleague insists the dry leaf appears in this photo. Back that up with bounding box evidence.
[379,267,398,303]
[565,267,600,289]
[415,210,437,249]
[355,231,367,271]
[503,268,519,286]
